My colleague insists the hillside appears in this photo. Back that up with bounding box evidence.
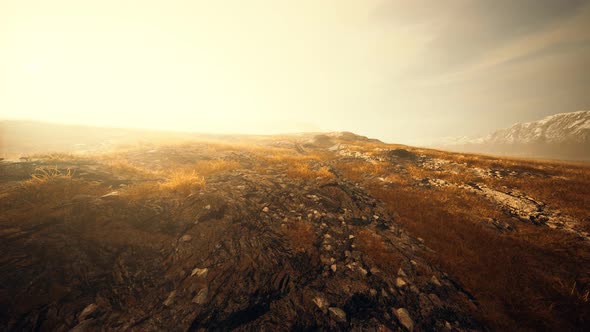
[1,129,589,331]
[439,111,590,161]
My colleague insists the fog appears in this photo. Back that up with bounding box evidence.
[1,0,589,145]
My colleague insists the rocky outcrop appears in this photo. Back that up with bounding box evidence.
[465,183,589,240]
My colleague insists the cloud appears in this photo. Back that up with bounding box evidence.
[374,0,589,79]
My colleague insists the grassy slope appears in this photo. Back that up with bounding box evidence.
[1,137,589,330]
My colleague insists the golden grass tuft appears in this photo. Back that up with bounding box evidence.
[159,170,205,195]
[27,166,73,184]
[194,159,241,176]
[286,162,335,181]
[107,160,160,179]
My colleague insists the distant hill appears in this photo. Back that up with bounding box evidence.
[0,120,378,158]
[437,111,590,161]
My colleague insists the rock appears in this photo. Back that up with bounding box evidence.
[431,275,442,287]
[394,308,414,331]
[192,288,209,304]
[262,206,269,213]
[320,255,332,265]
[78,303,98,321]
[163,290,176,306]
[358,266,368,276]
[389,148,418,159]
[396,278,407,288]
[397,268,407,277]
[330,264,337,272]
[328,307,347,323]
[100,191,120,199]
[328,144,342,152]
[313,296,329,313]
[370,267,381,274]
[190,267,208,278]
[180,234,193,242]
[428,293,443,306]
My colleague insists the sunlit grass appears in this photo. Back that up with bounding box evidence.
[27,165,73,184]
[194,159,241,176]
[159,170,205,195]
[286,162,334,181]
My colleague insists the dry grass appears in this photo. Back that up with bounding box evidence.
[337,160,388,183]
[370,184,590,331]
[107,160,161,179]
[261,151,327,165]
[381,173,411,185]
[26,166,73,184]
[286,162,335,181]
[282,220,317,253]
[4,166,103,212]
[396,147,590,232]
[483,170,590,230]
[194,159,241,176]
[404,164,430,180]
[159,170,205,196]
[355,229,403,274]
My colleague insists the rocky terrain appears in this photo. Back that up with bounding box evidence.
[1,131,589,331]
[438,110,590,161]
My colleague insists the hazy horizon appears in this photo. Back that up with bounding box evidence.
[1,1,589,145]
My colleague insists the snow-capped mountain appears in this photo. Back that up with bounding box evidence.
[438,111,590,161]
[484,110,590,145]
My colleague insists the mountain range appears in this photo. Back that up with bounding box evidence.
[437,110,590,161]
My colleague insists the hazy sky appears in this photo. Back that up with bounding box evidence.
[1,0,589,145]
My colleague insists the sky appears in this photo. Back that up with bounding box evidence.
[1,0,589,145]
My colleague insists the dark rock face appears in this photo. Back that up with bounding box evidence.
[388,149,419,161]
[0,155,481,331]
